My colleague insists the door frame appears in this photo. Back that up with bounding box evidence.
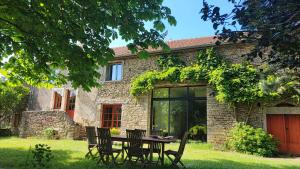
[263,107,300,131]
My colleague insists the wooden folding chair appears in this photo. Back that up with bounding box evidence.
[85,126,98,159]
[124,129,148,165]
[96,128,122,166]
[150,130,163,164]
[164,132,189,169]
[123,129,147,156]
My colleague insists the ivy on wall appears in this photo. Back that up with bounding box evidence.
[130,48,300,105]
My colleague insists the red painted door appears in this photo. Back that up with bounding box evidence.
[66,90,76,119]
[286,115,300,154]
[267,114,287,152]
[267,114,300,155]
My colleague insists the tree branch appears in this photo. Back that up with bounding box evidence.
[0,17,28,34]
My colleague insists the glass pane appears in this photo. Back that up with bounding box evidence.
[152,101,169,135]
[188,100,207,142]
[170,87,187,98]
[112,65,117,80]
[116,64,122,80]
[170,100,187,138]
[153,88,169,98]
[189,86,207,97]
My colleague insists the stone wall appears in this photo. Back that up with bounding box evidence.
[19,111,82,139]
[27,43,266,145]
[207,87,237,147]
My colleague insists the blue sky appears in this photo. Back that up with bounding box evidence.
[110,0,234,47]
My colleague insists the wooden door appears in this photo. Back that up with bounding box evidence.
[267,114,287,152]
[285,115,300,154]
[66,90,76,119]
[267,114,300,155]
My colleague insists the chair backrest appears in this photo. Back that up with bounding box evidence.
[96,128,113,154]
[178,132,189,156]
[126,129,143,156]
[86,126,97,145]
[135,129,146,137]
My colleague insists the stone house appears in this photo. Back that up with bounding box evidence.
[20,36,300,154]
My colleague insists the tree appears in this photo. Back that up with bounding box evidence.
[0,82,29,126]
[200,0,300,69]
[0,0,176,91]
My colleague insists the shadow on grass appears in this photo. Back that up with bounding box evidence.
[0,148,299,169]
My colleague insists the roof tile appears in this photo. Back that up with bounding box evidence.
[113,36,216,57]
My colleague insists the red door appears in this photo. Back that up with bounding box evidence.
[286,115,300,154]
[267,114,300,155]
[66,90,76,119]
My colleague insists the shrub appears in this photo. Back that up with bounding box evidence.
[189,125,207,141]
[110,128,121,136]
[42,128,55,139]
[31,144,54,169]
[226,123,278,157]
[0,128,11,137]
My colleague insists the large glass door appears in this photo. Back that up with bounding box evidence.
[151,86,207,140]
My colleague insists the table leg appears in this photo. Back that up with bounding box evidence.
[150,141,154,162]
[161,143,165,165]
[122,141,124,159]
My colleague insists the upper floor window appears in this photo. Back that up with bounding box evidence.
[106,63,122,81]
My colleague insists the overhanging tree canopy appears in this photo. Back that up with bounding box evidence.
[0,0,176,90]
[200,0,300,69]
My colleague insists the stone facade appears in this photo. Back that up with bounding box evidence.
[26,42,287,145]
[19,111,82,139]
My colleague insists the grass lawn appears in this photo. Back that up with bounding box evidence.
[0,137,299,169]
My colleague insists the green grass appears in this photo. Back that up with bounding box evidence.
[0,137,299,169]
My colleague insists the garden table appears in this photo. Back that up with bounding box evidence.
[111,135,176,165]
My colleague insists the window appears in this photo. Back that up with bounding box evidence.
[66,90,76,119]
[106,63,122,81]
[53,90,63,109]
[151,86,207,140]
[102,105,122,128]
[66,90,76,111]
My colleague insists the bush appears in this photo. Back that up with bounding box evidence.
[30,144,54,169]
[226,123,278,157]
[42,128,56,139]
[110,128,121,136]
[0,128,11,137]
[189,125,207,141]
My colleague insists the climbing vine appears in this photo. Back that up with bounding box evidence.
[130,48,300,105]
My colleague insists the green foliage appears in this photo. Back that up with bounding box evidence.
[189,125,207,141]
[208,63,262,104]
[131,47,300,106]
[130,66,207,96]
[0,82,29,125]
[180,65,207,82]
[196,48,226,75]
[131,48,223,96]
[156,54,186,70]
[31,144,54,169]
[42,128,56,140]
[201,0,300,69]
[226,123,278,157]
[259,73,300,102]
[110,128,121,136]
[0,0,176,91]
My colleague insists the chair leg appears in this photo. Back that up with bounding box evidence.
[85,148,93,159]
[166,154,182,169]
[179,160,186,169]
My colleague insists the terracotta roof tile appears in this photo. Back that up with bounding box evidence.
[113,36,216,57]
